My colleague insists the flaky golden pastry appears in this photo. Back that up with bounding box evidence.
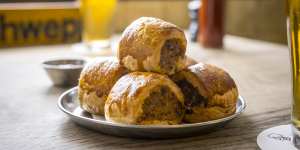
[105,72,185,125]
[78,58,129,115]
[171,63,238,123]
[118,17,187,75]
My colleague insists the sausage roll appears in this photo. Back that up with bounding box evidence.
[105,72,185,125]
[78,58,129,115]
[118,17,187,75]
[185,56,197,68]
[171,63,238,123]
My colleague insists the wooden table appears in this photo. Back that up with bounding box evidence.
[0,36,290,149]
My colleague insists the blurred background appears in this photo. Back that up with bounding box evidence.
[0,0,286,49]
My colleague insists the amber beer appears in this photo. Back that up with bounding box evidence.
[80,0,116,48]
[288,0,300,146]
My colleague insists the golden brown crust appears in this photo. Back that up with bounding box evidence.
[171,63,238,123]
[105,72,185,125]
[188,63,237,97]
[184,56,197,68]
[118,17,187,75]
[78,58,129,115]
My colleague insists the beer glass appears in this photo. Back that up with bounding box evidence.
[78,0,117,55]
[287,0,300,147]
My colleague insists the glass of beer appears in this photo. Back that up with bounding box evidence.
[287,0,300,147]
[78,0,117,55]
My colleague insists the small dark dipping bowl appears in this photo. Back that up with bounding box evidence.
[42,59,86,87]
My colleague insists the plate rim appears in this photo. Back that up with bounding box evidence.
[58,87,246,129]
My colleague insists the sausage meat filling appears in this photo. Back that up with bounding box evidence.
[139,86,184,123]
[160,39,183,72]
[176,80,207,114]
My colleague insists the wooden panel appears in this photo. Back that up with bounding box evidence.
[225,0,287,44]
[114,0,287,44]
[114,0,189,32]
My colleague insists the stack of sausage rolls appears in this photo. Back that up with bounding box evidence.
[78,17,239,125]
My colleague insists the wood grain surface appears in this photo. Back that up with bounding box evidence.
[0,35,290,150]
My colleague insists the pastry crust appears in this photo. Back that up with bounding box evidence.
[185,56,197,68]
[171,63,238,123]
[105,72,185,125]
[78,58,129,115]
[118,17,187,75]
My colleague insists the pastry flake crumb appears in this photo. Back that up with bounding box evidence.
[122,55,138,71]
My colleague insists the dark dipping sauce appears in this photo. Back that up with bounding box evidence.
[138,86,184,124]
[160,39,183,72]
[176,79,208,114]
